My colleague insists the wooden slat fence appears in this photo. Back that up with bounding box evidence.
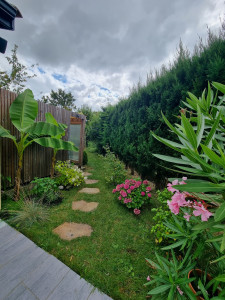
[0,89,86,188]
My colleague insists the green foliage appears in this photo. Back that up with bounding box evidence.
[42,88,76,111]
[151,188,173,243]
[145,248,196,299]
[55,161,85,187]
[30,177,61,204]
[89,25,225,186]
[83,150,88,165]
[0,44,36,93]
[87,141,98,153]
[102,145,126,185]
[9,200,49,228]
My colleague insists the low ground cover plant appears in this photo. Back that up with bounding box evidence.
[113,179,152,214]
[55,160,85,187]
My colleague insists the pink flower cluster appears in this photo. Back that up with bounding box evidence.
[167,177,213,222]
[112,179,152,215]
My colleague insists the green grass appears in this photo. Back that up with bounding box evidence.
[1,151,158,300]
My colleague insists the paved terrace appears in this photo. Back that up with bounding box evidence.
[0,220,112,300]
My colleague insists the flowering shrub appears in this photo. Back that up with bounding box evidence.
[167,177,213,222]
[112,179,152,214]
[31,177,61,204]
[55,161,85,187]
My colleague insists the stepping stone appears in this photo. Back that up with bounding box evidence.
[85,179,99,184]
[53,222,93,241]
[72,200,99,212]
[83,172,92,177]
[79,188,100,194]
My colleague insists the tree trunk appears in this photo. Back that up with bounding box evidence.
[14,155,23,201]
[50,150,57,178]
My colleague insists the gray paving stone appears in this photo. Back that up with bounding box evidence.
[47,270,87,300]
[0,223,18,245]
[4,283,38,300]
[23,254,70,300]
[0,234,32,267]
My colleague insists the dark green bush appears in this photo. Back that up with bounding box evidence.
[83,150,88,165]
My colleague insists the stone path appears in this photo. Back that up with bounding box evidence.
[0,220,112,300]
[85,179,99,185]
[72,200,99,212]
[79,188,100,194]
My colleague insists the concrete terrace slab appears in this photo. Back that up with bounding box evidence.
[0,220,112,300]
[79,188,100,194]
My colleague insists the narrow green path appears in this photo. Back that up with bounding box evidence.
[2,151,157,300]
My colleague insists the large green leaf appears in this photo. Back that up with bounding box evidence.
[181,113,197,149]
[214,203,225,222]
[153,154,192,165]
[213,82,225,94]
[35,137,78,151]
[173,182,225,193]
[201,144,225,168]
[26,122,64,137]
[147,284,171,295]
[0,126,16,141]
[9,89,38,131]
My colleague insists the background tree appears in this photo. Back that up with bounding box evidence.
[0,44,37,93]
[42,89,76,111]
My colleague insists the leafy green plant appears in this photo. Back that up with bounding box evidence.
[112,179,152,214]
[30,177,61,204]
[0,89,77,200]
[55,161,85,187]
[1,175,11,191]
[151,188,173,244]
[145,248,196,299]
[151,82,225,256]
[102,145,126,185]
[43,113,78,177]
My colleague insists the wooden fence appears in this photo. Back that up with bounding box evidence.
[0,89,86,188]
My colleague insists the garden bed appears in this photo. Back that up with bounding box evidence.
[1,151,158,300]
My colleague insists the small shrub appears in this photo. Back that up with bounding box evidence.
[151,188,173,244]
[113,179,152,214]
[9,200,49,228]
[102,146,126,185]
[55,161,85,187]
[30,177,61,204]
[83,150,88,165]
[87,141,97,153]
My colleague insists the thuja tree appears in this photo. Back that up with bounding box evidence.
[0,89,77,200]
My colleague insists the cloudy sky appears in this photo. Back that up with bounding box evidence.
[1,0,224,111]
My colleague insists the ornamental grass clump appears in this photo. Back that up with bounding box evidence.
[112,179,152,214]
[55,161,85,187]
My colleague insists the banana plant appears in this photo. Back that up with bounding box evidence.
[0,89,74,200]
[36,112,78,178]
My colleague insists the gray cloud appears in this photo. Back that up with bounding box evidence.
[1,0,224,110]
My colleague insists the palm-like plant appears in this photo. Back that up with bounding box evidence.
[0,89,77,200]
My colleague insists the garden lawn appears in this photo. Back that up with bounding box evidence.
[2,151,157,300]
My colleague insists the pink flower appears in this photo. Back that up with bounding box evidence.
[116,185,121,191]
[141,191,145,196]
[127,189,131,194]
[147,193,151,198]
[143,180,148,185]
[167,179,179,192]
[177,286,183,295]
[124,184,129,189]
[146,186,151,191]
[171,192,187,207]
[112,189,117,193]
[147,275,151,281]
[120,190,127,197]
[118,196,122,200]
[193,205,213,221]
[134,208,141,215]
[182,177,187,181]
[125,179,130,184]
[184,213,191,221]
[124,198,128,204]
[130,186,135,190]
[167,199,179,215]
[127,198,132,203]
